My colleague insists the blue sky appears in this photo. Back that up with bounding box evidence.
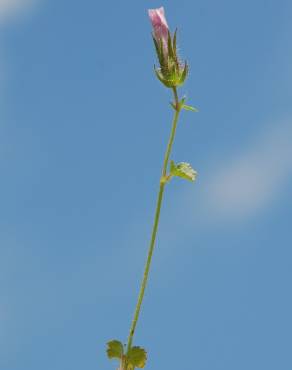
[1,0,292,369]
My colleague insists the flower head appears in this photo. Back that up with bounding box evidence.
[148,7,189,88]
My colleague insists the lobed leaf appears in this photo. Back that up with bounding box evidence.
[127,346,147,368]
[106,340,124,360]
[170,161,197,182]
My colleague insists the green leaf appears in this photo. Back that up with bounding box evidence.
[127,346,147,368]
[182,104,199,112]
[170,97,186,111]
[170,161,197,182]
[106,340,124,360]
[179,97,186,109]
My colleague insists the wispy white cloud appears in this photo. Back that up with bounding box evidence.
[0,0,38,23]
[0,0,41,117]
[201,120,292,220]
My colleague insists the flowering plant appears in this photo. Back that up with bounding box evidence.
[106,7,198,370]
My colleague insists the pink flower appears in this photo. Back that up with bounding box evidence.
[148,7,169,49]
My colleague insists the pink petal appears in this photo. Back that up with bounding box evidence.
[148,6,169,47]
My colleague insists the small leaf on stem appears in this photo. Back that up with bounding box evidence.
[106,340,124,360]
[170,97,187,111]
[170,161,197,181]
[182,104,199,112]
[127,346,147,368]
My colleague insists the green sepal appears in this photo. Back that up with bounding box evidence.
[173,28,178,55]
[106,340,124,360]
[154,67,170,88]
[182,104,199,112]
[127,346,147,368]
[179,61,189,85]
[172,29,181,73]
[170,161,197,182]
[160,39,166,69]
[167,31,174,60]
[152,36,163,67]
[154,67,178,88]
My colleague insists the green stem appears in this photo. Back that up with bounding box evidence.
[162,89,180,177]
[126,87,181,354]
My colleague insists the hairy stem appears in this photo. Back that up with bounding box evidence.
[125,87,180,355]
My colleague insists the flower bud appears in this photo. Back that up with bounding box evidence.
[148,7,169,55]
[148,7,189,88]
